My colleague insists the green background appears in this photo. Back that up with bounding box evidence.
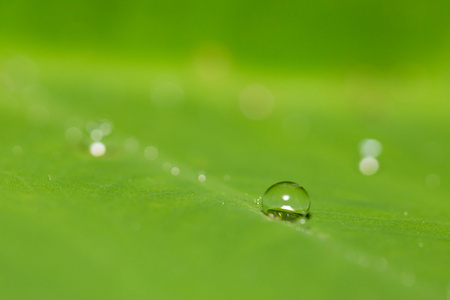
[0,1,449,299]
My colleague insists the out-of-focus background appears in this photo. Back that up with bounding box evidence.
[1,1,449,300]
[2,0,450,70]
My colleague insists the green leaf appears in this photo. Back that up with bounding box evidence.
[0,54,448,300]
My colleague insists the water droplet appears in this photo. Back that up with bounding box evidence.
[90,129,103,141]
[144,146,158,160]
[359,139,382,157]
[359,157,379,175]
[404,211,408,216]
[99,121,113,136]
[90,142,106,157]
[418,242,424,248]
[198,173,206,183]
[261,181,310,221]
[255,197,262,209]
[171,167,180,176]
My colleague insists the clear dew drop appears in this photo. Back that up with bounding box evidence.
[198,174,206,183]
[359,157,379,175]
[261,181,310,221]
[90,142,106,157]
[171,167,180,176]
[144,146,158,160]
[99,121,113,136]
[359,138,382,158]
[90,129,103,141]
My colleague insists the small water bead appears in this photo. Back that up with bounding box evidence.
[171,167,180,176]
[99,121,113,136]
[359,139,382,158]
[144,146,158,160]
[359,157,379,175]
[261,181,310,221]
[90,129,103,141]
[90,142,106,157]
[198,174,206,183]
